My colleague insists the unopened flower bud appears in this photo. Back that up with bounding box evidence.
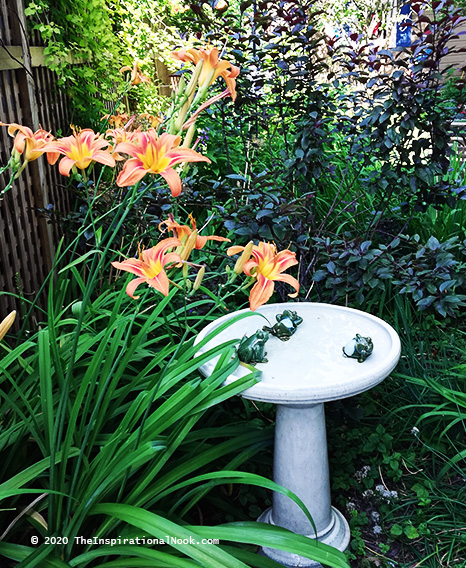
[71,301,84,317]
[200,67,216,93]
[174,99,192,132]
[185,60,204,99]
[181,124,196,149]
[11,149,22,167]
[177,75,186,95]
[180,231,198,261]
[182,261,189,279]
[0,311,16,342]
[234,241,254,274]
[193,266,205,290]
[192,66,217,107]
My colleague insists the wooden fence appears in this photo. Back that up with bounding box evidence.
[0,0,71,327]
[0,0,174,330]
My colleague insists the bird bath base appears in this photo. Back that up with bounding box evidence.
[257,402,350,567]
[258,507,349,568]
[196,303,401,567]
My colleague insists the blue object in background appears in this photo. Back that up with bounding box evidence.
[396,2,412,47]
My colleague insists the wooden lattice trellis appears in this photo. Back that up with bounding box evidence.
[0,0,71,328]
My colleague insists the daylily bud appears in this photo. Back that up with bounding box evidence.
[234,241,254,274]
[194,67,217,105]
[185,60,204,99]
[11,148,22,167]
[177,75,186,95]
[71,301,84,317]
[193,266,205,290]
[180,230,198,261]
[182,261,189,279]
[174,99,192,133]
[181,124,196,149]
[0,311,16,342]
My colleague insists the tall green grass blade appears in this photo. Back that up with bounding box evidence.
[187,522,350,568]
[71,545,203,567]
[92,503,250,568]
[0,450,79,495]
[0,543,70,568]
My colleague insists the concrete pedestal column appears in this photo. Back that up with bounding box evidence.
[257,403,350,568]
[272,404,333,534]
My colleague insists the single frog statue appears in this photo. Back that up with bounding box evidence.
[342,334,373,363]
[263,310,303,341]
[237,330,270,364]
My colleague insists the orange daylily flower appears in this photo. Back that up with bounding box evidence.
[0,122,59,164]
[159,213,230,251]
[101,113,131,128]
[106,127,141,161]
[172,47,240,101]
[120,62,151,86]
[139,113,164,128]
[227,242,300,311]
[42,129,116,176]
[111,237,182,298]
[114,129,211,196]
[106,127,140,145]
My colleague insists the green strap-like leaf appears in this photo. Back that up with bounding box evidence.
[0,449,80,495]
[92,503,249,568]
[187,522,350,568]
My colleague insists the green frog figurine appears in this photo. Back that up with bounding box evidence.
[237,330,270,364]
[342,334,373,363]
[263,310,303,341]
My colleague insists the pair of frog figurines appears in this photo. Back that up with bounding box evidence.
[237,310,303,365]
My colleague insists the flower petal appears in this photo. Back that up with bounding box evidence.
[243,259,259,277]
[114,141,141,157]
[195,234,231,249]
[46,151,60,165]
[58,157,76,177]
[275,273,300,297]
[147,270,170,296]
[158,132,181,149]
[92,150,116,168]
[249,274,275,311]
[274,249,298,273]
[163,252,183,267]
[165,147,211,168]
[159,168,183,197]
[143,238,182,265]
[141,237,181,266]
[227,245,245,256]
[125,277,146,299]
[116,159,148,187]
[111,258,146,277]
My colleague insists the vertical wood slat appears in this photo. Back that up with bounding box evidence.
[0,0,70,327]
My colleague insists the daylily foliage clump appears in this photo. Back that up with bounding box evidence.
[1,48,300,312]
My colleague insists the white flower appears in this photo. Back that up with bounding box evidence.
[371,511,381,522]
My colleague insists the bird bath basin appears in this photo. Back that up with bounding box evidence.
[196,303,401,567]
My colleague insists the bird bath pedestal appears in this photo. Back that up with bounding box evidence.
[196,303,401,567]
